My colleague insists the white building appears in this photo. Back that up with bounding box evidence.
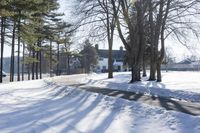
[95,45,126,72]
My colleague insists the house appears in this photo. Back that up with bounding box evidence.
[162,58,200,71]
[95,44,126,72]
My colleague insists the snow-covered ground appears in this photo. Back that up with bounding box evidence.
[0,79,200,133]
[2,74,50,83]
[0,73,200,133]
[0,74,200,133]
[82,71,200,102]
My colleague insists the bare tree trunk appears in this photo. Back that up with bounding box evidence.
[148,0,156,81]
[0,17,5,83]
[142,60,147,77]
[108,45,113,78]
[28,63,30,80]
[17,15,21,81]
[130,1,146,82]
[36,41,40,79]
[10,21,16,82]
[67,55,70,75]
[156,62,162,82]
[39,43,42,79]
[36,51,39,79]
[107,24,114,78]
[28,50,31,80]
[17,36,20,80]
[32,48,35,80]
[156,29,165,82]
[50,40,53,77]
[156,0,171,82]
[103,0,115,79]
[130,65,141,82]
[149,0,165,81]
[149,60,156,80]
[22,42,25,81]
[56,43,60,76]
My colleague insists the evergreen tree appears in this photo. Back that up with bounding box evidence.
[79,40,98,73]
[1,0,72,82]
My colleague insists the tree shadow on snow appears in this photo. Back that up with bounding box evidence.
[80,86,200,116]
[0,82,120,133]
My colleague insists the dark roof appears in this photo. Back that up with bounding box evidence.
[97,49,126,59]
[177,58,193,64]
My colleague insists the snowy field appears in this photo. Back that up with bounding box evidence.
[0,72,199,133]
[80,71,200,102]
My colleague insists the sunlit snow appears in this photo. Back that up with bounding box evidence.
[0,72,199,133]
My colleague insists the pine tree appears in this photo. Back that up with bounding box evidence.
[1,0,71,82]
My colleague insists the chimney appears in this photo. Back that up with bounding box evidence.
[120,46,123,51]
[95,44,99,50]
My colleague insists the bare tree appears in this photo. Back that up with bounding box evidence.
[147,0,172,82]
[111,0,148,82]
[149,0,200,81]
[75,0,118,78]
[74,0,200,82]
[0,17,5,83]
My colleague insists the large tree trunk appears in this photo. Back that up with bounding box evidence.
[22,42,25,81]
[142,60,147,77]
[10,21,16,82]
[156,62,162,82]
[50,40,53,77]
[32,48,35,80]
[156,0,171,82]
[56,43,60,76]
[148,0,156,81]
[36,41,40,79]
[111,0,147,83]
[67,55,70,75]
[157,26,165,82]
[39,43,42,79]
[0,17,5,83]
[130,64,141,83]
[28,50,31,80]
[149,0,164,81]
[17,14,21,81]
[106,0,114,79]
[108,46,113,78]
[36,50,39,79]
[149,59,156,80]
[130,1,145,82]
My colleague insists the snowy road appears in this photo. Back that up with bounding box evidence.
[50,72,200,115]
[83,72,200,102]
[78,86,200,116]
